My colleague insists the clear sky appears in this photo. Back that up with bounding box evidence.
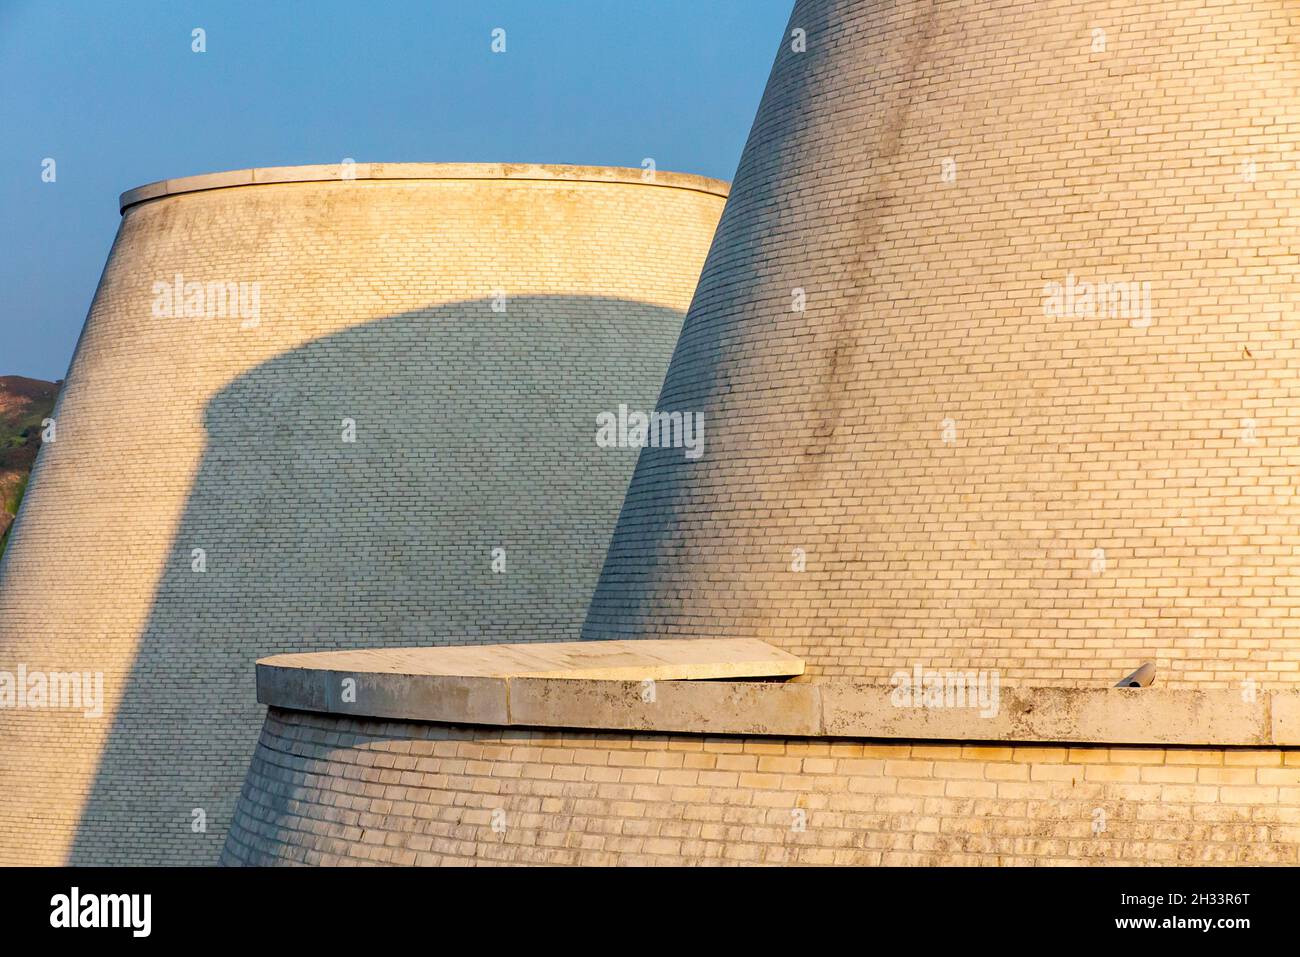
[0,0,791,380]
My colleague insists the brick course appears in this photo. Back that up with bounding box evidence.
[222,708,1300,866]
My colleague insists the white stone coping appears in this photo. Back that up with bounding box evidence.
[119,163,731,212]
[255,643,1300,748]
[259,639,803,682]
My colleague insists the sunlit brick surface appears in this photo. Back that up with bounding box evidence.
[222,709,1300,866]
[0,166,725,865]
[582,0,1300,688]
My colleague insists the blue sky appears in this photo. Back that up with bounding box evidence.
[0,0,790,380]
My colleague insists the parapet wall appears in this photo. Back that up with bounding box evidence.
[222,645,1300,867]
[0,164,727,866]
[223,708,1300,867]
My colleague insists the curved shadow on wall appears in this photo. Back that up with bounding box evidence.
[68,294,683,864]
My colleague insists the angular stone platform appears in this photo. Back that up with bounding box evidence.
[256,638,805,729]
[259,637,804,681]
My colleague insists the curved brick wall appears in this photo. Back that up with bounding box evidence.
[583,0,1300,688]
[0,164,726,865]
[222,707,1300,866]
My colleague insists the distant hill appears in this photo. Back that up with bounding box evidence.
[0,376,61,560]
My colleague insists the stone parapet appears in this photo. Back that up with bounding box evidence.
[121,163,729,212]
[256,644,1300,748]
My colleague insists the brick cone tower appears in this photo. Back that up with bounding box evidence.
[584,0,1300,688]
[0,164,726,864]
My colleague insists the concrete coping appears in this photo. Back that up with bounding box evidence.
[259,639,803,682]
[119,162,731,213]
[255,641,1300,748]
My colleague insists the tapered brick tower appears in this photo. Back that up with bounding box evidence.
[0,163,726,864]
[584,0,1300,688]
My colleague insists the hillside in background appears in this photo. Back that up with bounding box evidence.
[0,376,60,560]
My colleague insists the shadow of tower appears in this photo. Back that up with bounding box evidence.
[68,294,682,864]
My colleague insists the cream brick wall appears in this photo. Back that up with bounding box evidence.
[0,167,725,865]
[582,0,1300,688]
[222,708,1300,866]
